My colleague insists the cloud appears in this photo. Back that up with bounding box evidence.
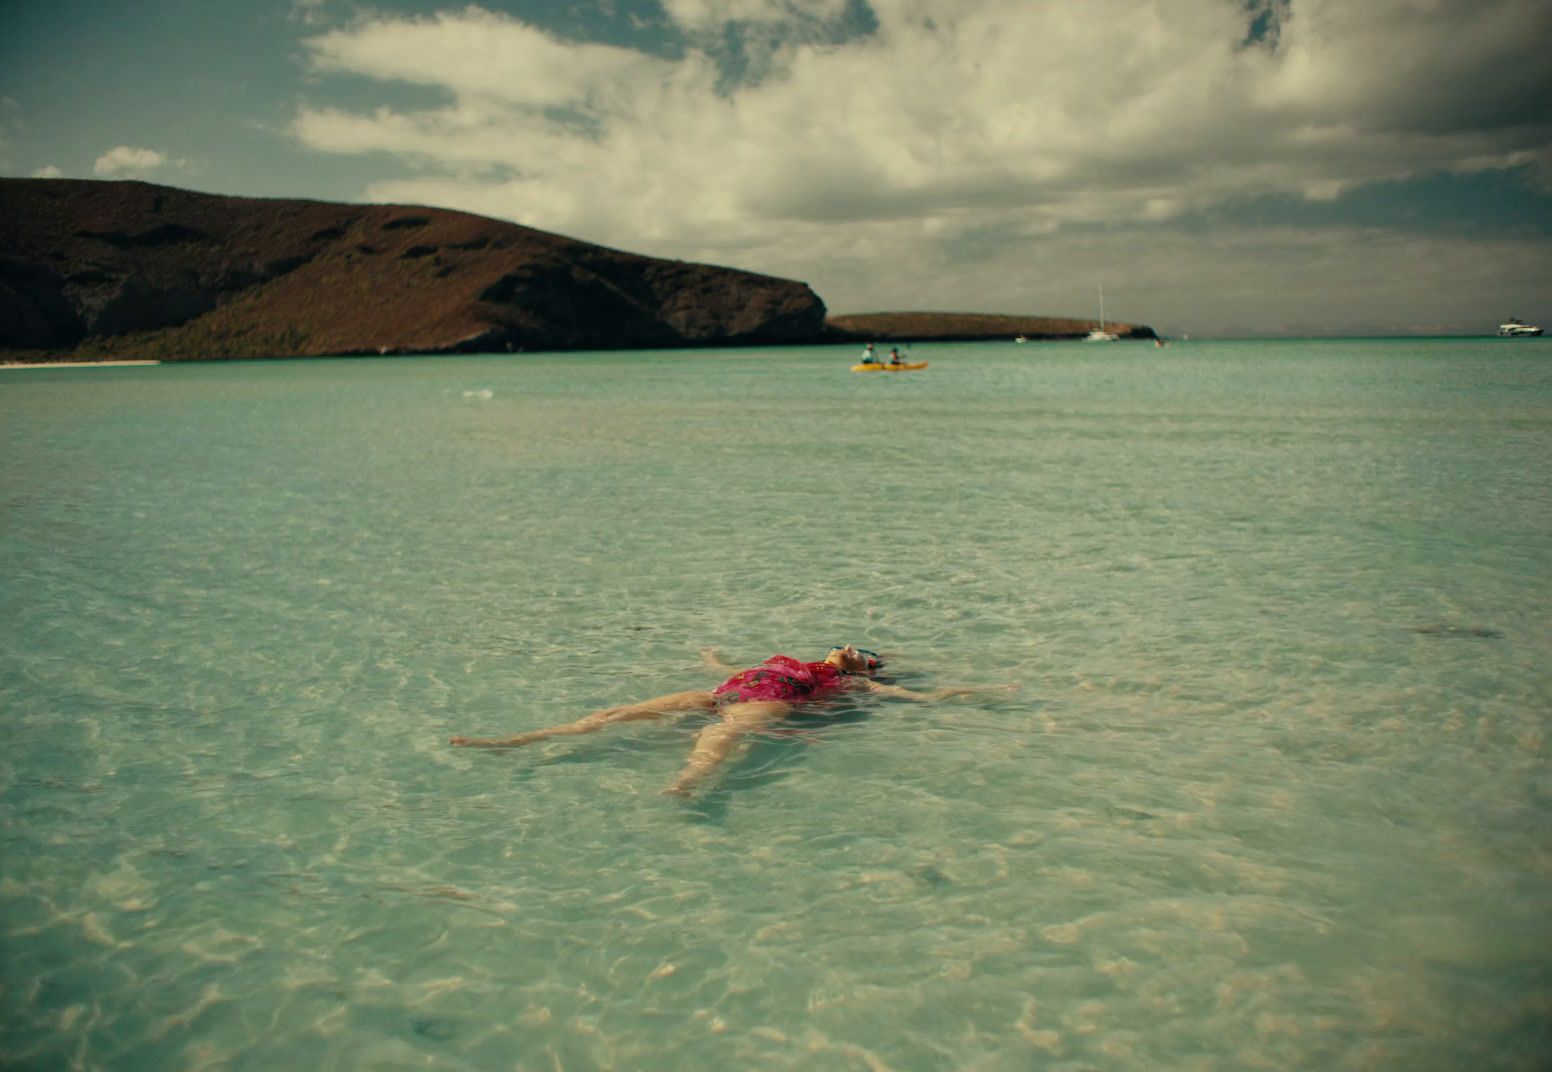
[1260,2,1552,136]
[93,145,170,175]
[289,1,1552,329]
[32,165,63,178]
[663,0,851,30]
[302,7,676,108]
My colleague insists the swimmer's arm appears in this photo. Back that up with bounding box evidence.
[858,680,1019,702]
[699,647,737,672]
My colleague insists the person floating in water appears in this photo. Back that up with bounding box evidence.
[861,342,879,363]
[450,645,1015,796]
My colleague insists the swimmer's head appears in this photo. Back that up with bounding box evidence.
[827,644,883,674]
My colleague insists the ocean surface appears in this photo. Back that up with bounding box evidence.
[2,337,1549,1071]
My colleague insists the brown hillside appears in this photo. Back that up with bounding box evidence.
[0,179,827,361]
[828,311,1155,342]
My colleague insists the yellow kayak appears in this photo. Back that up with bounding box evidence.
[851,361,929,372]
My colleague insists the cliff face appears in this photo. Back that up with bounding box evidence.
[0,179,828,361]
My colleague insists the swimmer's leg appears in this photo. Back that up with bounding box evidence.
[664,700,792,796]
[450,690,716,748]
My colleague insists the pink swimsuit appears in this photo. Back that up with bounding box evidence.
[713,656,848,704]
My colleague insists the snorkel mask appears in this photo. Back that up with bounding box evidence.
[830,645,883,672]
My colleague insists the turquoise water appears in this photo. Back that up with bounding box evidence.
[2,338,1549,1070]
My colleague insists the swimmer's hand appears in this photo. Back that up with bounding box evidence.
[930,682,1021,701]
[862,681,1020,702]
[699,647,735,672]
[450,734,539,748]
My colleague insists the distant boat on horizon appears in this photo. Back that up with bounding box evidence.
[1498,318,1543,337]
[1085,283,1119,342]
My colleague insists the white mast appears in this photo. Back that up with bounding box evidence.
[1085,283,1118,341]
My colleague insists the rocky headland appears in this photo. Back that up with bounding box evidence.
[1,179,1155,362]
[0,179,827,362]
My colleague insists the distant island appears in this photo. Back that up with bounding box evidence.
[827,311,1155,343]
[1,179,1153,363]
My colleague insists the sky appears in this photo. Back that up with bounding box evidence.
[2,0,1550,337]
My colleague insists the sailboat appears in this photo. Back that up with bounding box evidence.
[1085,283,1119,342]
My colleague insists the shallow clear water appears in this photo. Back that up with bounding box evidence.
[3,339,1550,1070]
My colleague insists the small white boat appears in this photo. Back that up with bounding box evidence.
[1084,283,1118,342]
[1014,335,1029,344]
[1498,318,1543,337]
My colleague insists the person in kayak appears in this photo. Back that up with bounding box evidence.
[450,644,1014,795]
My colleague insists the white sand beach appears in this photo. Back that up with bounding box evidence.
[1,360,161,369]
